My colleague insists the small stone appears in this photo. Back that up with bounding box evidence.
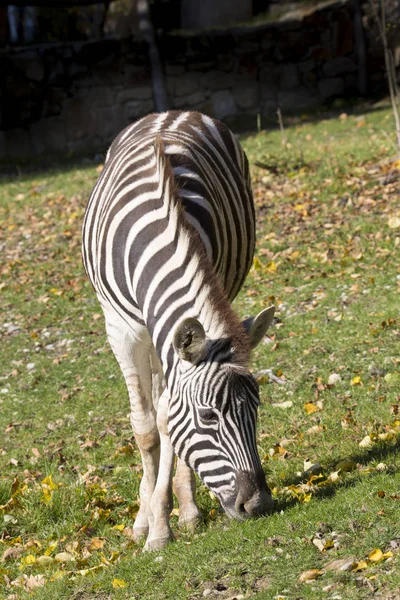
[26,363,35,370]
[328,373,342,385]
[324,558,356,572]
[203,589,212,597]
[154,555,163,562]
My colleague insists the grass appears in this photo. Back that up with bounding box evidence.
[0,105,399,599]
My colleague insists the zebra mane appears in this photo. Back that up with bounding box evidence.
[154,135,251,367]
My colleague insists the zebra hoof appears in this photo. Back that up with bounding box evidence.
[144,535,173,552]
[132,526,149,542]
[178,515,201,532]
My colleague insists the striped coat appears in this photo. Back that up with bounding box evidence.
[82,111,274,550]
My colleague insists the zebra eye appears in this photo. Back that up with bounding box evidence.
[198,408,218,423]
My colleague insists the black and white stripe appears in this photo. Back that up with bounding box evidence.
[82,110,271,519]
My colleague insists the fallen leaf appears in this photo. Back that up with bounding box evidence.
[87,538,104,551]
[299,569,323,582]
[359,435,374,448]
[112,578,127,588]
[388,216,400,229]
[352,560,368,572]
[24,574,46,590]
[307,425,326,435]
[335,459,357,473]
[54,552,75,563]
[36,555,54,567]
[304,402,320,415]
[272,401,293,409]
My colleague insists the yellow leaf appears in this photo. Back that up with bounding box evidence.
[335,459,357,473]
[44,541,58,556]
[112,578,127,589]
[378,431,395,442]
[112,524,125,531]
[351,376,362,385]
[352,560,368,572]
[253,257,262,270]
[304,402,320,415]
[383,551,394,559]
[299,569,323,582]
[20,554,36,566]
[300,493,312,503]
[87,538,104,551]
[368,548,384,562]
[265,261,277,273]
[50,570,66,581]
[41,475,58,504]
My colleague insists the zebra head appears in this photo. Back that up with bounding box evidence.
[169,307,275,521]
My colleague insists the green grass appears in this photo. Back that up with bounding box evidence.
[0,106,399,599]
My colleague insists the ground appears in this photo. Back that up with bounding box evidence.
[0,103,399,599]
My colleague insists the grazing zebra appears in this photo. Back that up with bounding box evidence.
[82,111,275,551]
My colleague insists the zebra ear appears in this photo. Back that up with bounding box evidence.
[242,306,275,349]
[173,318,207,364]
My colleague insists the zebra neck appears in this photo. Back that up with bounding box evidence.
[140,238,250,380]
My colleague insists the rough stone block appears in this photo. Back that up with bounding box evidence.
[211,90,236,119]
[87,86,116,108]
[124,99,154,121]
[24,59,45,82]
[165,64,185,76]
[217,54,234,71]
[261,98,278,116]
[0,131,6,157]
[117,86,152,104]
[94,107,126,139]
[260,83,278,103]
[277,87,319,112]
[280,63,300,90]
[174,90,205,109]
[323,56,356,77]
[233,83,259,110]
[4,127,32,157]
[175,73,200,96]
[318,77,344,100]
[202,71,235,91]
[299,59,316,73]
[30,117,66,154]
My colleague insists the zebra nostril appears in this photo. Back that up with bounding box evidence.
[234,499,249,520]
[234,469,272,518]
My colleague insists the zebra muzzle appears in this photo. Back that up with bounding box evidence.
[233,470,274,519]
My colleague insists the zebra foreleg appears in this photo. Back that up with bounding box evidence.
[104,318,161,542]
[144,388,175,551]
[173,459,201,531]
[133,427,160,541]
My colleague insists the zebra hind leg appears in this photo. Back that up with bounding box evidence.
[104,317,160,542]
[173,459,202,531]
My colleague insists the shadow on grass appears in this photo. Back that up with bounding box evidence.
[0,97,392,181]
[270,440,400,514]
[0,151,106,181]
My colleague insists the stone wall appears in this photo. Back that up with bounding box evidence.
[0,0,393,158]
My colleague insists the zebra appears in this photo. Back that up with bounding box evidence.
[82,110,275,551]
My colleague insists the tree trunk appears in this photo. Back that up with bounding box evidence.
[137,0,168,113]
